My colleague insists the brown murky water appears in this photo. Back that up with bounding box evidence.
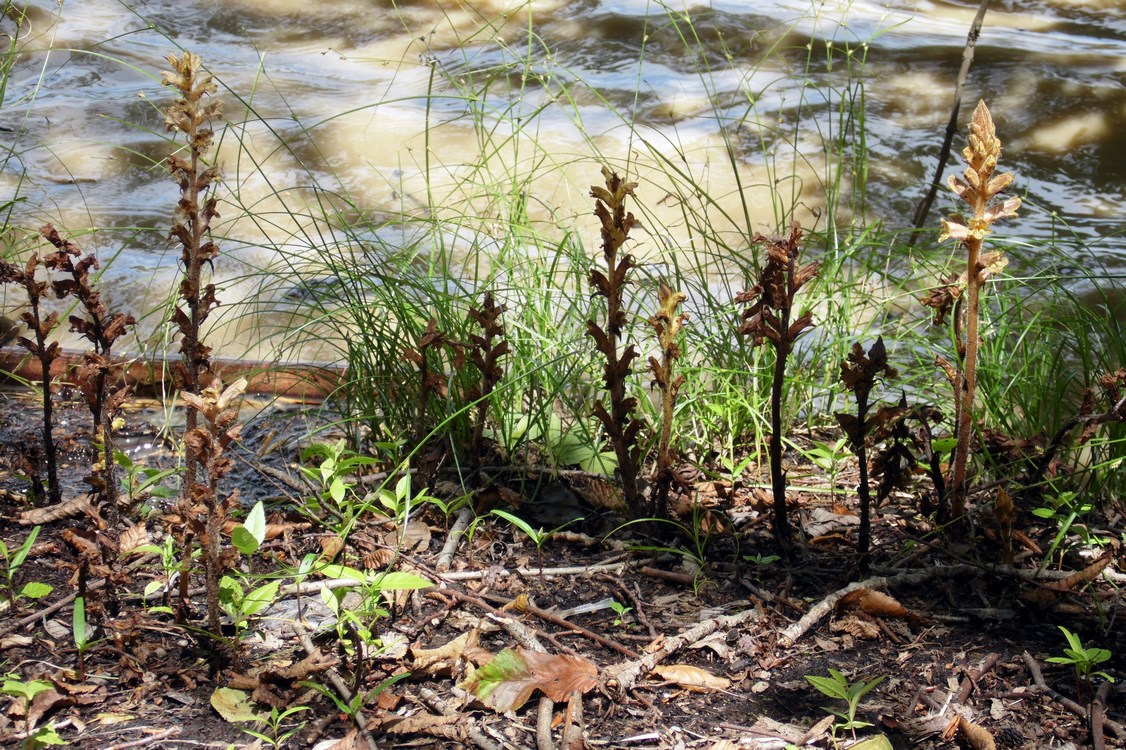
[1,0,1123,360]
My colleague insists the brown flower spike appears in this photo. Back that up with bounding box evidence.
[932,100,1020,522]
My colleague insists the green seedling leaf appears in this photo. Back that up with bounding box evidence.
[329,476,347,504]
[26,724,67,748]
[492,509,540,541]
[373,571,432,591]
[320,564,367,583]
[211,687,260,723]
[232,501,267,555]
[242,580,280,617]
[850,734,894,750]
[19,581,53,600]
[1,677,54,701]
[73,596,87,649]
[12,526,41,570]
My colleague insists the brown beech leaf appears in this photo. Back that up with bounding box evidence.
[18,496,94,525]
[840,589,918,620]
[652,664,731,692]
[460,648,598,712]
[958,716,997,750]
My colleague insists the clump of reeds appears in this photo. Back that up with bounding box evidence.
[922,100,1020,521]
[587,167,645,516]
[737,223,820,552]
[40,224,135,508]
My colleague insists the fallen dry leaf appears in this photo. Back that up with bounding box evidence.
[652,664,731,692]
[830,615,880,639]
[117,523,150,556]
[841,588,917,620]
[411,631,485,676]
[460,648,598,712]
[18,496,93,525]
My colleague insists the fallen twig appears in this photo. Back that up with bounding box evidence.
[603,606,760,695]
[436,506,473,572]
[103,728,180,750]
[953,652,1001,705]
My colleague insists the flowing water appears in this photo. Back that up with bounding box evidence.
[0,0,1123,360]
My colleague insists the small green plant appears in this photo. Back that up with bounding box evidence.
[72,595,89,681]
[805,668,886,741]
[801,438,851,493]
[737,223,820,553]
[218,575,281,644]
[0,675,66,748]
[0,526,53,608]
[115,449,178,508]
[1032,491,1094,570]
[237,704,310,748]
[134,534,198,611]
[1046,625,1115,702]
[491,509,583,578]
[299,439,381,528]
[300,673,409,729]
[608,598,632,628]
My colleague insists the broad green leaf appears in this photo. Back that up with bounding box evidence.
[19,581,53,600]
[329,476,347,504]
[242,580,280,617]
[73,596,87,648]
[0,678,53,701]
[373,571,432,591]
[245,502,266,543]
[320,564,367,583]
[850,734,894,750]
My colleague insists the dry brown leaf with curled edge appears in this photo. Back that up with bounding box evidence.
[18,496,93,525]
[958,716,996,750]
[653,664,732,692]
[830,615,880,640]
[1024,550,1113,608]
[841,588,919,621]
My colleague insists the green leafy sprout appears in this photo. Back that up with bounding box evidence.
[805,668,886,740]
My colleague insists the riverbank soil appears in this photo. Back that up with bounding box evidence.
[0,388,1122,750]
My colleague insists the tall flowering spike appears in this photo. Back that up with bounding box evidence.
[930,100,1021,525]
[940,101,1021,245]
